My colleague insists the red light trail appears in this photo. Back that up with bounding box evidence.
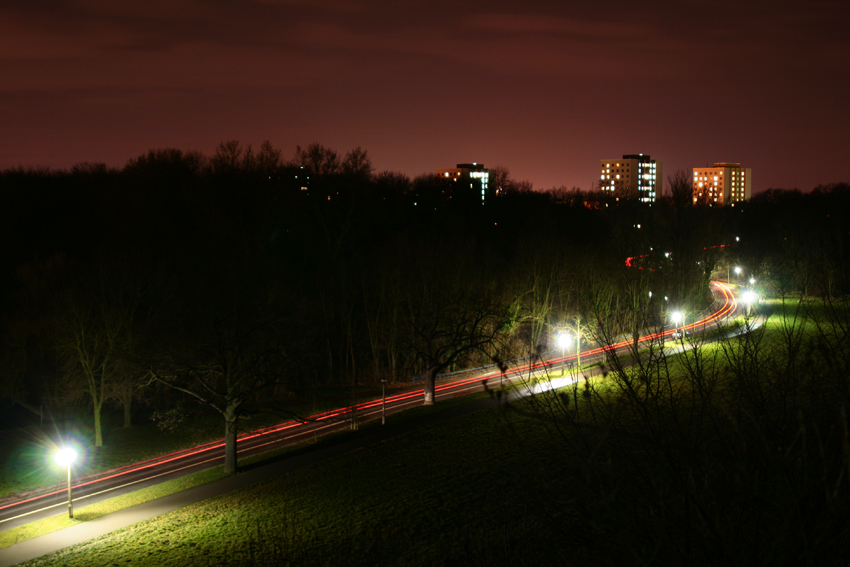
[0,281,737,521]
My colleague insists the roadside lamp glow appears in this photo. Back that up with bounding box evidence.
[55,448,77,518]
[749,277,756,285]
[742,290,758,316]
[556,332,574,370]
[733,266,742,285]
[671,311,685,340]
[556,333,571,351]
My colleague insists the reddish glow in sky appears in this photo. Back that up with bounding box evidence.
[1,0,848,193]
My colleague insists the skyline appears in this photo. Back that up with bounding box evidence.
[2,0,848,193]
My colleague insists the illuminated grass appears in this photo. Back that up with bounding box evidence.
[0,466,227,549]
[0,437,337,550]
[11,298,847,563]
[0,385,405,500]
[18,398,567,566]
[0,392,496,552]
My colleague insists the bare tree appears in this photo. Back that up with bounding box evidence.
[209,140,246,175]
[150,310,291,474]
[52,254,156,446]
[255,140,283,174]
[400,242,507,405]
[341,146,373,179]
[504,287,850,565]
[148,249,297,475]
[292,143,340,178]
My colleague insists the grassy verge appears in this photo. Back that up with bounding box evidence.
[12,298,848,563]
[0,389,496,550]
[0,384,406,499]
[20,396,568,567]
[0,466,228,549]
[11,298,850,565]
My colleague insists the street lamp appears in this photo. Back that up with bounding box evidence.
[734,266,742,284]
[749,277,756,286]
[671,311,684,341]
[55,447,77,519]
[556,333,571,357]
[556,333,571,372]
[575,330,581,367]
[742,290,759,316]
[381,380,388,425]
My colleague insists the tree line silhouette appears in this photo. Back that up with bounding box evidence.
[1,141,848,473]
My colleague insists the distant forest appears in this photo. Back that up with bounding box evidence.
[1,141,848,443]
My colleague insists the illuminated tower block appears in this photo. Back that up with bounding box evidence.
[436,163,491,204]
[599,154,661,203]
[692,163,751,206]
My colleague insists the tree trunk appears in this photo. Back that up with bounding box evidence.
[424,364,439,406]
[224,408,239,475]
[94,401,104,447]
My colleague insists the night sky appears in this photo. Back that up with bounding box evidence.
[2,0,848,193]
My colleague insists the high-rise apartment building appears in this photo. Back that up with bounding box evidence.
[436,163,490,204]
[692,163,751,206]
[599,154,662,203]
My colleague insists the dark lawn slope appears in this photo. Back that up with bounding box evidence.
[22,398,573,567]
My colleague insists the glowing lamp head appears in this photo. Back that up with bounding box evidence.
[671,311,683,324]
[734,267,742,275]
[55,448,77,467]
[742,290,759,305]
[556,333,571,349]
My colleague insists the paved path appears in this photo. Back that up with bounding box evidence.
[0,395,504,567]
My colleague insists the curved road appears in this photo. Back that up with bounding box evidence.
[0,281,738,530]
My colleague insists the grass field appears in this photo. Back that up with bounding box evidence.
[0,466,228,549]
[8,295,850,565]
[0,385,392,500]
[0,392,496,551]
[20,396,570,566]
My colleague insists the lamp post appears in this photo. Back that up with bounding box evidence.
[671,311,684,342]
[55,447,77,519]
[381,380,388,425]
[742,290,758,317]
[556,332,570,369]
[734,266,742,285]
[575,328,581,368]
